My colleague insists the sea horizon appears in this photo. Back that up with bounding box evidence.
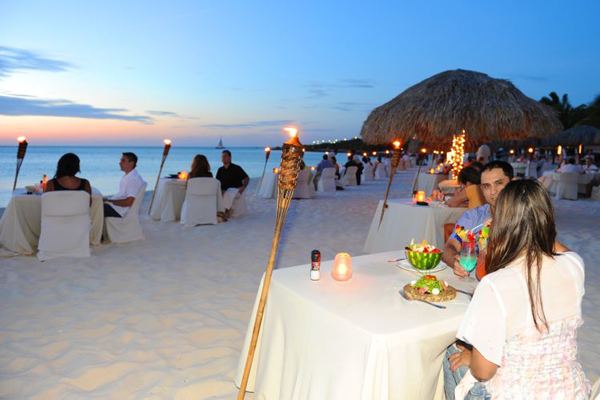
[0,145,326,208]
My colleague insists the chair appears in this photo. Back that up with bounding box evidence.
[230,190,247,217]
[374,163,387,179]
[104,183,147,243]
[591,377,600,400]
[38,191,91,261]
[363,163,374,181]
[181,178,222,226]
[293,169,313,199]
[342,166,358,186]
[591,185,600,200]
[555,172,579,200]
[317,168,336,192]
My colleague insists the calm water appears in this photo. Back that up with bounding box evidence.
[0,146,325,207]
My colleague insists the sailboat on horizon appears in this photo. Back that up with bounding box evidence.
[216,137,224,149]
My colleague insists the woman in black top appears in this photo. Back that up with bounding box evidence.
[189,154,213,178]
[45,153,92,197]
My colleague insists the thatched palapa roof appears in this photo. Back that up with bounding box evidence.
[540,124,600,147]
[360,69,562,149]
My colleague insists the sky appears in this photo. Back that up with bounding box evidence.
[0,0,599,146]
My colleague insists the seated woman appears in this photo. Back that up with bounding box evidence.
[45,153,92,201]
[446,166,485,209]
[189,154,213,178]
[444,180,590,399]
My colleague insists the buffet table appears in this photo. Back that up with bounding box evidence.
[235,251,477,400]
[363,199,467,254]
[415,173,448,195]
[0,188,104,255]
[150,178,187,222]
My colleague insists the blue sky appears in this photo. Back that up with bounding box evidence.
[0,0,599,145]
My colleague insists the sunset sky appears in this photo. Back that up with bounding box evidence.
[1,0,599,146]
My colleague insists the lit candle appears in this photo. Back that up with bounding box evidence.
[363,152,367,157]
[578,144,582,155]
[416,190,426,203]
[509,149,515,155]
[372,151,377,156]
[347,152,352,157]
[429,168,435,174]
[385,150,390,155]
[421,148,427,154]
[528,147,534,154]
[331,252,352,281]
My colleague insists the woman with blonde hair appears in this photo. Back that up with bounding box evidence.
[444,179,590,399]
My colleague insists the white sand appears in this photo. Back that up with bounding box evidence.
[1,171,598,399]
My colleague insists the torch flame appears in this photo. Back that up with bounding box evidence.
[528,147,534,154]
[393,140,401,149]
[17,136,27,143]
[283,127,298,137]
[264,146,271,152]
[163,139,172,145]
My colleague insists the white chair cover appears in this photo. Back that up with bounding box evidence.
[231,190,247,217]
[342,166,358,186]
[38,191,91,261]
[181,178,223,226]
[374,163,387,179]
[363,163,374,181]
[592,186,600,201]
[293,169,313,199]
[555,172,579,200]
[317,168,336,192]
[104,183,147,243]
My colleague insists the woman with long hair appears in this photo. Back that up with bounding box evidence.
[45,153,92,196]
[189,154,212,178]
[444,180,589,399]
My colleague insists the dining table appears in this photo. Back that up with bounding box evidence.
[235,250,478,400]
[150,178,187,222]
[363,199,467,254]
[0,188,104,256]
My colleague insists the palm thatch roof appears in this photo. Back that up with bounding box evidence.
[360,69,562,149]
[541,125,600,147]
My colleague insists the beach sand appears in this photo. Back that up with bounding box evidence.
[1,171,598,399]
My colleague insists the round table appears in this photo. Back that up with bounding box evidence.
[150,178,187,222]
[0,188,104,256]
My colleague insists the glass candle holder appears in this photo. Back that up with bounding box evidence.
[416,190,426,203]
[332,252,352,281]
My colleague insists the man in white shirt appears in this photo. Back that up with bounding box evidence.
[103,152,145,217]
[556,158,583,174]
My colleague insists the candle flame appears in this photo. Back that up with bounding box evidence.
[363,152,367,157]
[509,149,515,154]
[372,151,377,156]
[17,136,27,143]
[528,147,534,153]
[421,148,427,153]
[163,139,172,145]
[346,152,352,157]
[392,140,401,149]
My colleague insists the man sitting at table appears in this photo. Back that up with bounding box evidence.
[442,161,513,278]
[216,150,249,218]
[103,152,145,218]
[445,166,485,209]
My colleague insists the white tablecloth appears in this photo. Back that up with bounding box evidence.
[258,172,278,199]
[415,173,448,195]
[363,199,466,254]
[540,171,599,194]
[0,188,104,256]
[235,251,477,400]
[150,178,187,222]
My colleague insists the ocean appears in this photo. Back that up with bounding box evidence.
[0,146,326,207]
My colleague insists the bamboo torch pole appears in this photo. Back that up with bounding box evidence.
[237,127,303,400]
[12,136,28,191]
[148,139,171,214]
[378,140,402,228]
[256,146,271,194]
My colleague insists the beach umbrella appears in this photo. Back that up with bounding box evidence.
[360,69,562,149]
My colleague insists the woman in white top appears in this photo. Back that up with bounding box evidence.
[444,179,590,399]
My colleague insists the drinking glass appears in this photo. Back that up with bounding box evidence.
[460,241,477,273]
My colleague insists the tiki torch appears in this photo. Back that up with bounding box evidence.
[148,138,172,214]
[256,146,272,194]
[237,127,303,400]
[378,139,402,228]
[12,136,28,191]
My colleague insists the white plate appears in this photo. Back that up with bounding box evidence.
[396,259,447,274]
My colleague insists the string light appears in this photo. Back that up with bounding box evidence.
[450,130,466,180]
